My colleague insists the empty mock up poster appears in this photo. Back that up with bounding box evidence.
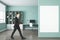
[40,6,59,32]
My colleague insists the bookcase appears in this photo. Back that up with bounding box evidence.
[6,11,24,24]
[6,11,24,29]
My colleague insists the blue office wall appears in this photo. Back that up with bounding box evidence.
[38,0,60,37]
[7,6,38,24]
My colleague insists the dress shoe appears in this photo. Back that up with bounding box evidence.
[11,36,14,39]
[22,37,26,39]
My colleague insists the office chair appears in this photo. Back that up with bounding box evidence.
[29,20,35,27]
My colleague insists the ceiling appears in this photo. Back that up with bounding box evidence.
[0,0,38,6]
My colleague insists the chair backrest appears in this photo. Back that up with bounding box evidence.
[30,20,35,23]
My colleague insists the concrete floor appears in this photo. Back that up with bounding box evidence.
[0,30,60,40]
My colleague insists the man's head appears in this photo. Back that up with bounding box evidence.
[16,12,20,18]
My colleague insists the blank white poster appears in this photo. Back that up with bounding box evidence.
[40,6,59,32]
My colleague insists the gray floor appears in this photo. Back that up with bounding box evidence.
[0,30,60,40]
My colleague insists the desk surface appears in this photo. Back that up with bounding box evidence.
[23,24,38,30]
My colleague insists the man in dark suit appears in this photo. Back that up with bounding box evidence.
[11,12,26,39]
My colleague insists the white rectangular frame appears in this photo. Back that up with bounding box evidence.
[40,6,59,32]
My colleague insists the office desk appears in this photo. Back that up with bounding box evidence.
[23,24,38,30]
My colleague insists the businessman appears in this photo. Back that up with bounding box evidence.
[11,12,26,39]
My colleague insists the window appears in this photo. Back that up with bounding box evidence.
[0,3,5,23]
[0,11,5,23]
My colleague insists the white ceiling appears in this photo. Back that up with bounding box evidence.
[0,0,38,6]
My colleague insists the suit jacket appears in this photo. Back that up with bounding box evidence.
[14,17,20,28]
